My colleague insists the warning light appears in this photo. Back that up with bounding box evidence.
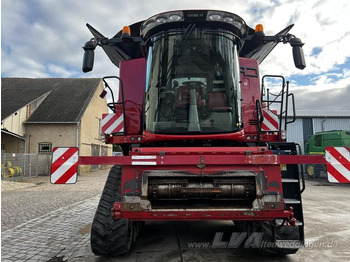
[122,26,131,38]
[99,89,107,98]
[255,24,264,33]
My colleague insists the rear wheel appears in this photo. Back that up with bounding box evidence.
[258,222,300,255]
[306,164,320,179]
[234,221,300,255]
[91,165,141,256]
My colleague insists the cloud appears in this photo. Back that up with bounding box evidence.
[2,0,350,110]
[294,84,350,110]
[261,0,350,75]
[249,0,350,110]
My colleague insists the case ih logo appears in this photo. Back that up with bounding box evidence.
[50,147,78,184]
[326,147,350,183]
[186,13,204,18]
[101,113,124,134]
[184,10,206,20]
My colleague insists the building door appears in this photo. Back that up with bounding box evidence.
[302,118,313,147]
[100,146,108,170]
[91,144,100,171]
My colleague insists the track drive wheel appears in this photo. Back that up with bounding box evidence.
[234,221,300,255]
[258,222,300,255]
[90,165,140,256]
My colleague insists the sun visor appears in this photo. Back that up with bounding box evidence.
[86,23,143,68]
[242,24,294,64]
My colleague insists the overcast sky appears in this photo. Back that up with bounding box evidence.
[2,0,350,111]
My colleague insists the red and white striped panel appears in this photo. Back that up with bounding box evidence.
[51,147,79,184]
[325,147,350,183]
[101,113,124,134]
[262,109,279,131]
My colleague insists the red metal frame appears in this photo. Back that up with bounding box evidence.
[77,147,326,223]
[79,151,326,166]
[113,203,295,222]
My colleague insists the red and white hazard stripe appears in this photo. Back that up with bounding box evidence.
[51,147,79,184]
[325,147,350,183]
[262,109,279,131]
[101,113,124,134]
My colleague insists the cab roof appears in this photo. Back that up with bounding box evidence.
[86,10,294,68]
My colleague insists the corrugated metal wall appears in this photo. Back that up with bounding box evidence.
[285,119,304,151]
[302,118,313,144]
[284,117,350,153]
[313,118,350,133]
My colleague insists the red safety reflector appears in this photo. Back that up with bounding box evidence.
[325,147,350,183]
[101,113,124,134]
[51,147,79,184]
[262,109,279,131]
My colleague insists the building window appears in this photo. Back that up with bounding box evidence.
[38,142,52,154]
[26,105,31,119]
[314,134,323,147]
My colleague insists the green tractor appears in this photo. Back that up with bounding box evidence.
[305,130,350,178]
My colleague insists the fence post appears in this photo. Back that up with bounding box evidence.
[35,154,39,177]
[29,155,32,178]
[1,151,5,180]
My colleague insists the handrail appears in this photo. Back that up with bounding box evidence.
[256,99,264,144]
[102,76,127,134]
[295,143,305,193]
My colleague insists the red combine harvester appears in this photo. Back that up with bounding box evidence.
[53,9,350,256]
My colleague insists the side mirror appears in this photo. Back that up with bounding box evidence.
[290,38,306,70]
[82,40,97,73]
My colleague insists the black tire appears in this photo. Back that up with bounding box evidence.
[91,165,135,256]
[258,222,300,255]
[234,221,300,255]
[306,164,320,179]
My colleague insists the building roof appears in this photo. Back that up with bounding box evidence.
[1,78,53,119]
[1,78,102,123]
[294,110,350,118]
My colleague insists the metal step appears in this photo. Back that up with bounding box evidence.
[282,178,298,183]
[284,198,301,204]
[275,219,303,226]
[296,219,303,226]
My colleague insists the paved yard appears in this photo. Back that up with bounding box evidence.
[1,171,350,261]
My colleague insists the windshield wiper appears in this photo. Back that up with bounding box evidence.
[165,24,196,86]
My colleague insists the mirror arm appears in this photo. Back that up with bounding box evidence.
[83,38,97,51]
[288,36,304,48]
[263,34,306,70]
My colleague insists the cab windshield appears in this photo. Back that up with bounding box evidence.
[144,27,240,134]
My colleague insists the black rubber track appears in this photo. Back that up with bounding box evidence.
[90,165,134,256]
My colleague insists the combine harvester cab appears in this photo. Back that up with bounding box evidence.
[51,9,348,257]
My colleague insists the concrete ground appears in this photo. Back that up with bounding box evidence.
[1,170,350,262]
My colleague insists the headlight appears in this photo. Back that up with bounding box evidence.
[140,10,247,37]
[206,11,246,35]
[169,14,182,21]
[208,14,222,21]
[155,17,167,23]
[140,11,184,37]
